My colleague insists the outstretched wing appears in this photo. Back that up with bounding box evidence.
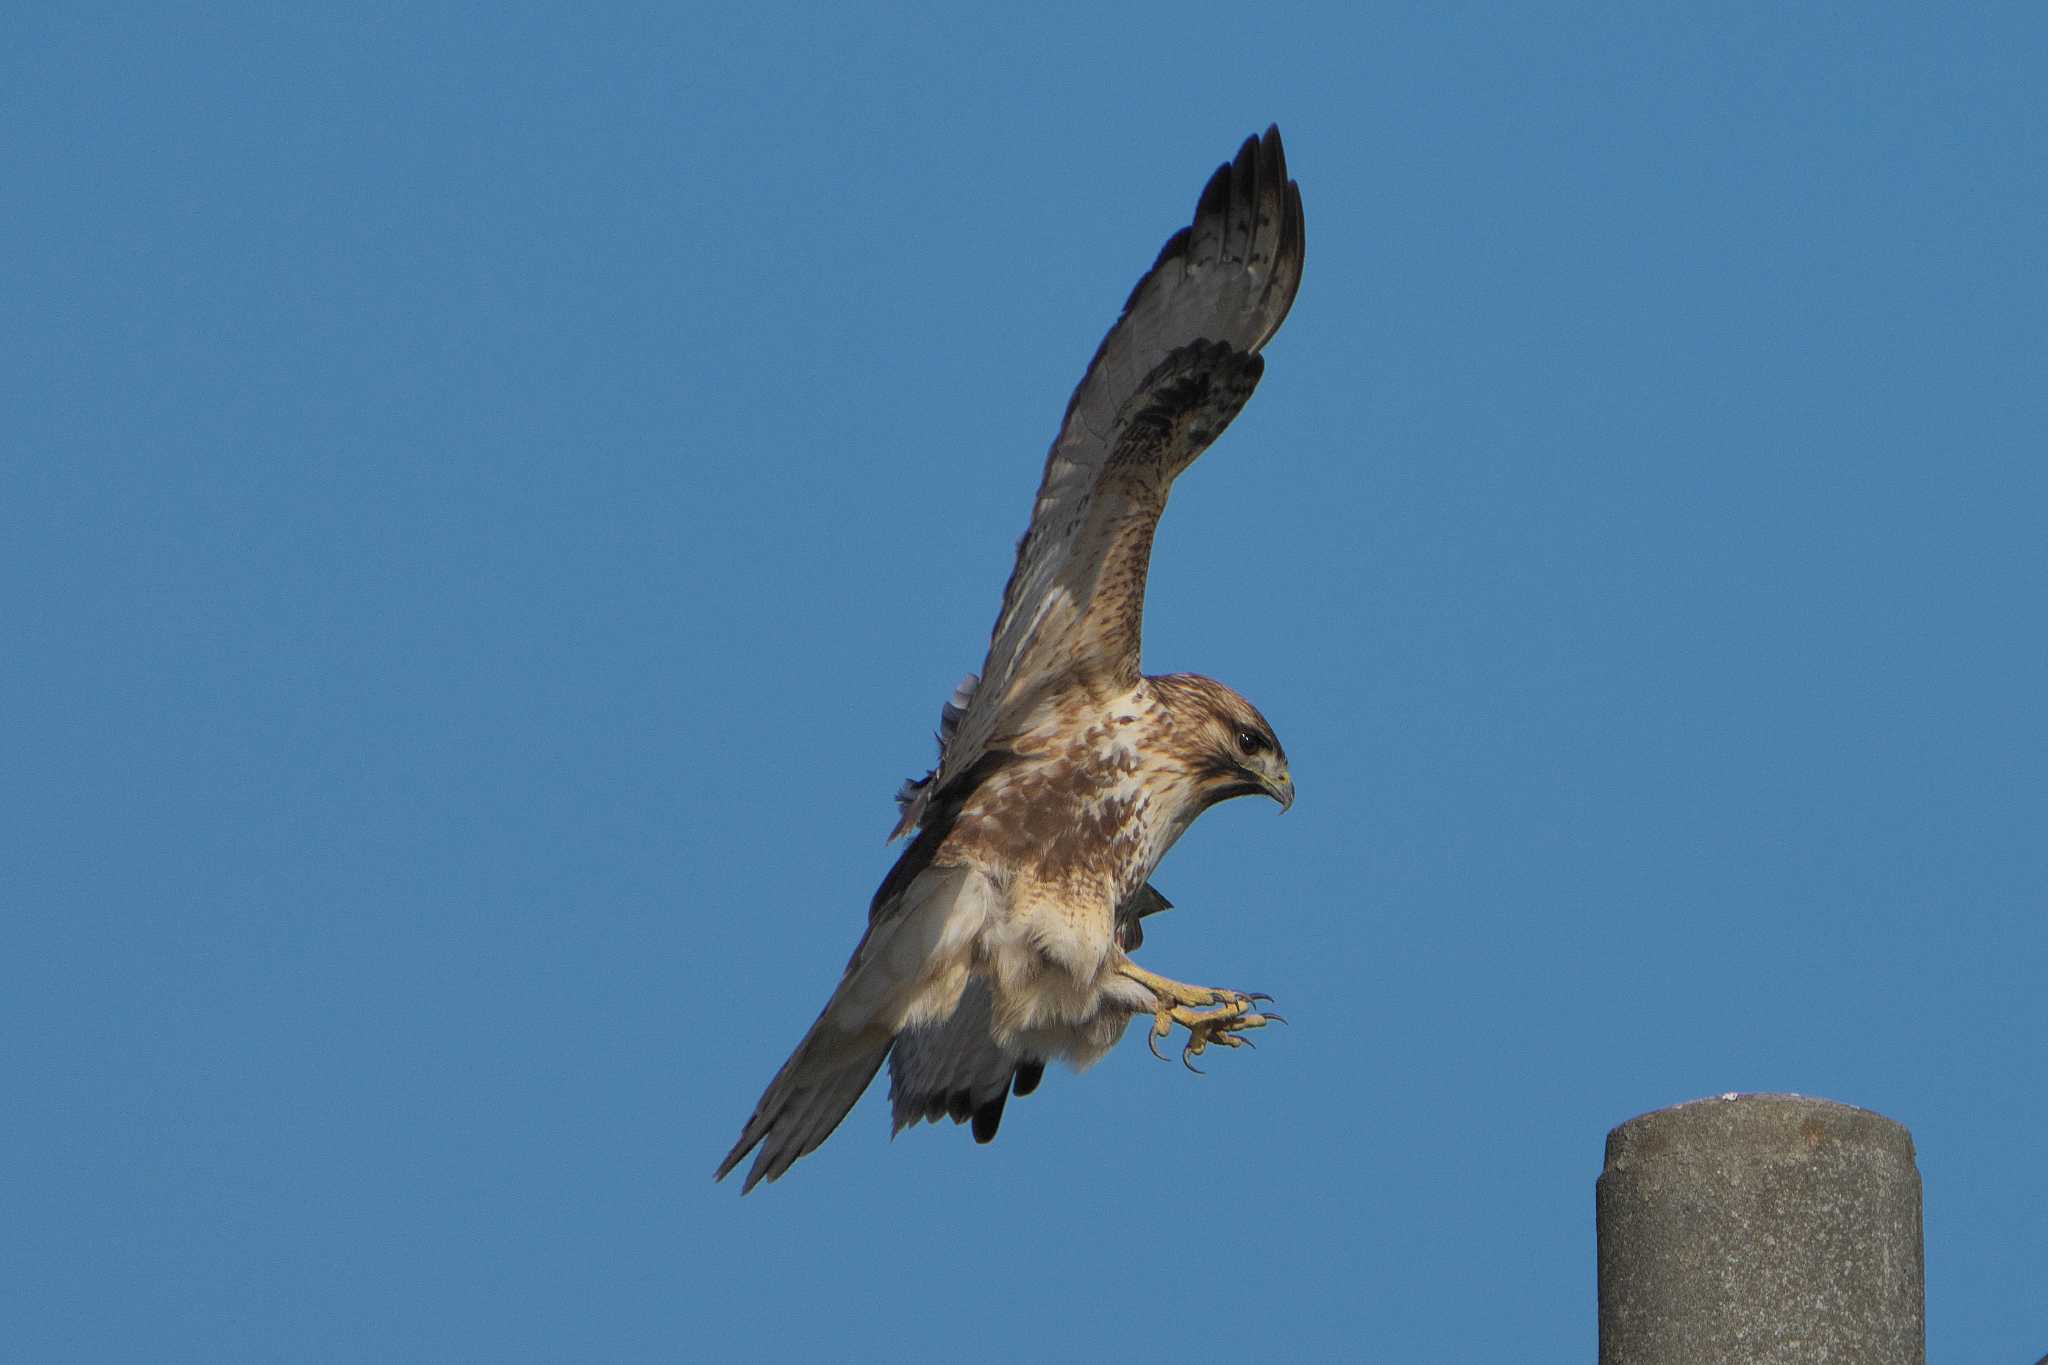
[893,126,1305,839]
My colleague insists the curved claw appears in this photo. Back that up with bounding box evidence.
[1136,976,1283,1075]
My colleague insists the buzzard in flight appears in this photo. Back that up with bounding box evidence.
[717,126,1305,1192]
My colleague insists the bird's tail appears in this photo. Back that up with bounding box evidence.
[888,978,1032,1143]
[714,1013,893,1193]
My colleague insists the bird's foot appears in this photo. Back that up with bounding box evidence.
[1114,961,1282,1072]
[1147,999,1280,1072]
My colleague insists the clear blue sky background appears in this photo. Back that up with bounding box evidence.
[6,4,2043,1361]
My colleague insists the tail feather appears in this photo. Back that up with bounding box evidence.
[888,980,1036,1144]
[715,1019,893,1193]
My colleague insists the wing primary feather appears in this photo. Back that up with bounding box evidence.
[1226,133,1258,264]
[714,1023,893,1193]
[1144,226,1193,281]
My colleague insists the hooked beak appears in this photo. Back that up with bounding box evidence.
[1263,769,1294,812]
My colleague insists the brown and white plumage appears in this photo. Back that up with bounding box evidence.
[717,126,1305,1193]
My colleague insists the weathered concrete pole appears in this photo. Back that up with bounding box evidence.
[1597,1093,1924,1364]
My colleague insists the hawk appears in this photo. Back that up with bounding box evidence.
[717,126,1305,1192]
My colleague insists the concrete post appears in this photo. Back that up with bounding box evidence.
[1597,1093,1924,1364]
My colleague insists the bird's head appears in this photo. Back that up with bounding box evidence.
[1152,673,1293,814]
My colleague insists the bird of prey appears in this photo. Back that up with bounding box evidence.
[717,126,1305,1192]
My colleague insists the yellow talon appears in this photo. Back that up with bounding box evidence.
[1121,959,1279,1070]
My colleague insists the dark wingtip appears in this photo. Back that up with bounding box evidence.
[1197,154,1235,222]
[1231,129,1259,197]
[1012,1060,1045,1097]
[714,1129,754,1187]
[1114,124,1304,341]
[1261,124,1286,180]
[1149,224,1193,272]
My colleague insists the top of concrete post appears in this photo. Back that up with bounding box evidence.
[1604,1092,1917,1173]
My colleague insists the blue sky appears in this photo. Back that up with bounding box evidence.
[6,4,2043,1360]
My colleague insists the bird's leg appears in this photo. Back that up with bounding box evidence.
[1113,960,1280,1071]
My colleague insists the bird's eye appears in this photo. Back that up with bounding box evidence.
[1236,729,1268,757]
